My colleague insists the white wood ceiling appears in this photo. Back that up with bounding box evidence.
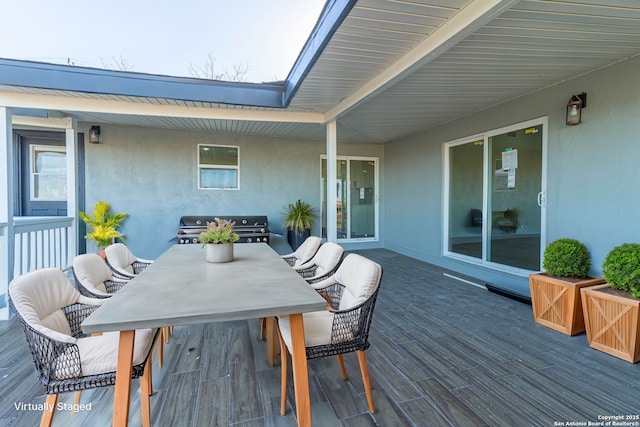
[7,0,640,143]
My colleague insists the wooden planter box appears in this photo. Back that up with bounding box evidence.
[529,273,605,336]
[581,284,640,363]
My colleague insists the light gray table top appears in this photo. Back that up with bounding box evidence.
[82,243,327,334]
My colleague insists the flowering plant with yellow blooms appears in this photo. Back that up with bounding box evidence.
[79,200,128,249]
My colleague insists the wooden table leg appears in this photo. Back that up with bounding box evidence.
[113,330,135,427]
[288,313,311,427]
[265,317,280,366]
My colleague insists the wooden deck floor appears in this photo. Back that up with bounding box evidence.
[2,248,639,426]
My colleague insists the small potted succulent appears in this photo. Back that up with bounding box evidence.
[199,218,239,263]
[529,238,604,335]
[581,243,640,362]
[79,200,128,257]
[283,200,316,251]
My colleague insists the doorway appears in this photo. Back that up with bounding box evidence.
[446,118,546,272]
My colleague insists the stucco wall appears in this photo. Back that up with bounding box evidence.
[81,126,383,258]
[383,55,640,295]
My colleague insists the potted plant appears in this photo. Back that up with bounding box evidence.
[283,200,316,250]
[529,238,605,335]
[581,243,640,363]
[79,200,128,257]
[200,218,239,263]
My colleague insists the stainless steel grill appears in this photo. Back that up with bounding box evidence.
[177,216,269,244]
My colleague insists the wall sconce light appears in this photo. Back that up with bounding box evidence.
[89,125,101,143]
[566,93,587,126]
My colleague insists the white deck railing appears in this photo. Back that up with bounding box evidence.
[12,216,74,277]
[1,217,75,320]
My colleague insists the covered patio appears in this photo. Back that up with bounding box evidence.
[2,0,640,425]
[2,248,638,426]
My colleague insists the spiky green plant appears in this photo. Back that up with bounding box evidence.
[283,200,316,234]
[79,200,128,249]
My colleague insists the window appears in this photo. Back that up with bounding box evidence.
[321,156,378,241]
[30,145,66,201]
[198,144,239,189]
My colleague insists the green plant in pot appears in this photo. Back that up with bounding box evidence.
[283,200,316,251]
[581,243,640,362]
[200,218,239,263]
[529,238,604,335]
[199,218,240,245]
[79,200,128,255]
[602,243,640,298]
[543,238,591,278]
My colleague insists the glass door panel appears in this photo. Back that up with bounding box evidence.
[322,157,377,241]
[487,125,542,270]
[321,158,348,239]
[448,141,484,259]
[349,159,376,238]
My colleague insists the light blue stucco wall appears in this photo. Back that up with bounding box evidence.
[81,126,383,258]
[383,55,640,296]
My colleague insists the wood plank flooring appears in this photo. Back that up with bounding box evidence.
[2,248,639,426]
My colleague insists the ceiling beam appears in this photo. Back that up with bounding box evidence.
[323,0,521,123]
[0,92,325,124]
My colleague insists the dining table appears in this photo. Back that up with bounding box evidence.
[82,243,327,427]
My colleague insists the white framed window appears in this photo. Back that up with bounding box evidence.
[198,144,240,190]
[30,145,67,201]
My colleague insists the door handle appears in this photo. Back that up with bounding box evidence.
[537,192,545,207]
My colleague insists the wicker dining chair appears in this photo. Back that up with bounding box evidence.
[73,252,168,367]
[281,236,322,267]
[103,244,173,345]
[260,241,342,341]
[293,241,344,284]
[104,242,153,280]
[72,253,128,299]
[277,253,383,415]
[8,268,157,427]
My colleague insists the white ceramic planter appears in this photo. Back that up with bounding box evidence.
[205,243,234,263]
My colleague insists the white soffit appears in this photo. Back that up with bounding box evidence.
[291,0,640,142]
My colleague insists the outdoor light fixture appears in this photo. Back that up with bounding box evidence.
[89,125,101,143]
[566,93,587,126]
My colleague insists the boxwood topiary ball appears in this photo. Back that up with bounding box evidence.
[542,238,591,278]
[602,243,640,297]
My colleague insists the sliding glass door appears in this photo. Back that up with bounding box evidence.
[321,156,378,241]
[446,119,546,271]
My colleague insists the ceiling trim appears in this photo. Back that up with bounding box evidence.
[0,92,325,124]
[323,0,521,122]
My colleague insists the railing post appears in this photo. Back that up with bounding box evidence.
[0,106,14,320]
[65,122,78,265]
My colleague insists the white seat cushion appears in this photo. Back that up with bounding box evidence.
[73,253,112,294]
[278,310,334,352]
[105,243,137,274]
[75,329,156,377]
[335,254,381,311]
[311,242,343,276]
[292,236,322,266]
[10,268,82,343]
